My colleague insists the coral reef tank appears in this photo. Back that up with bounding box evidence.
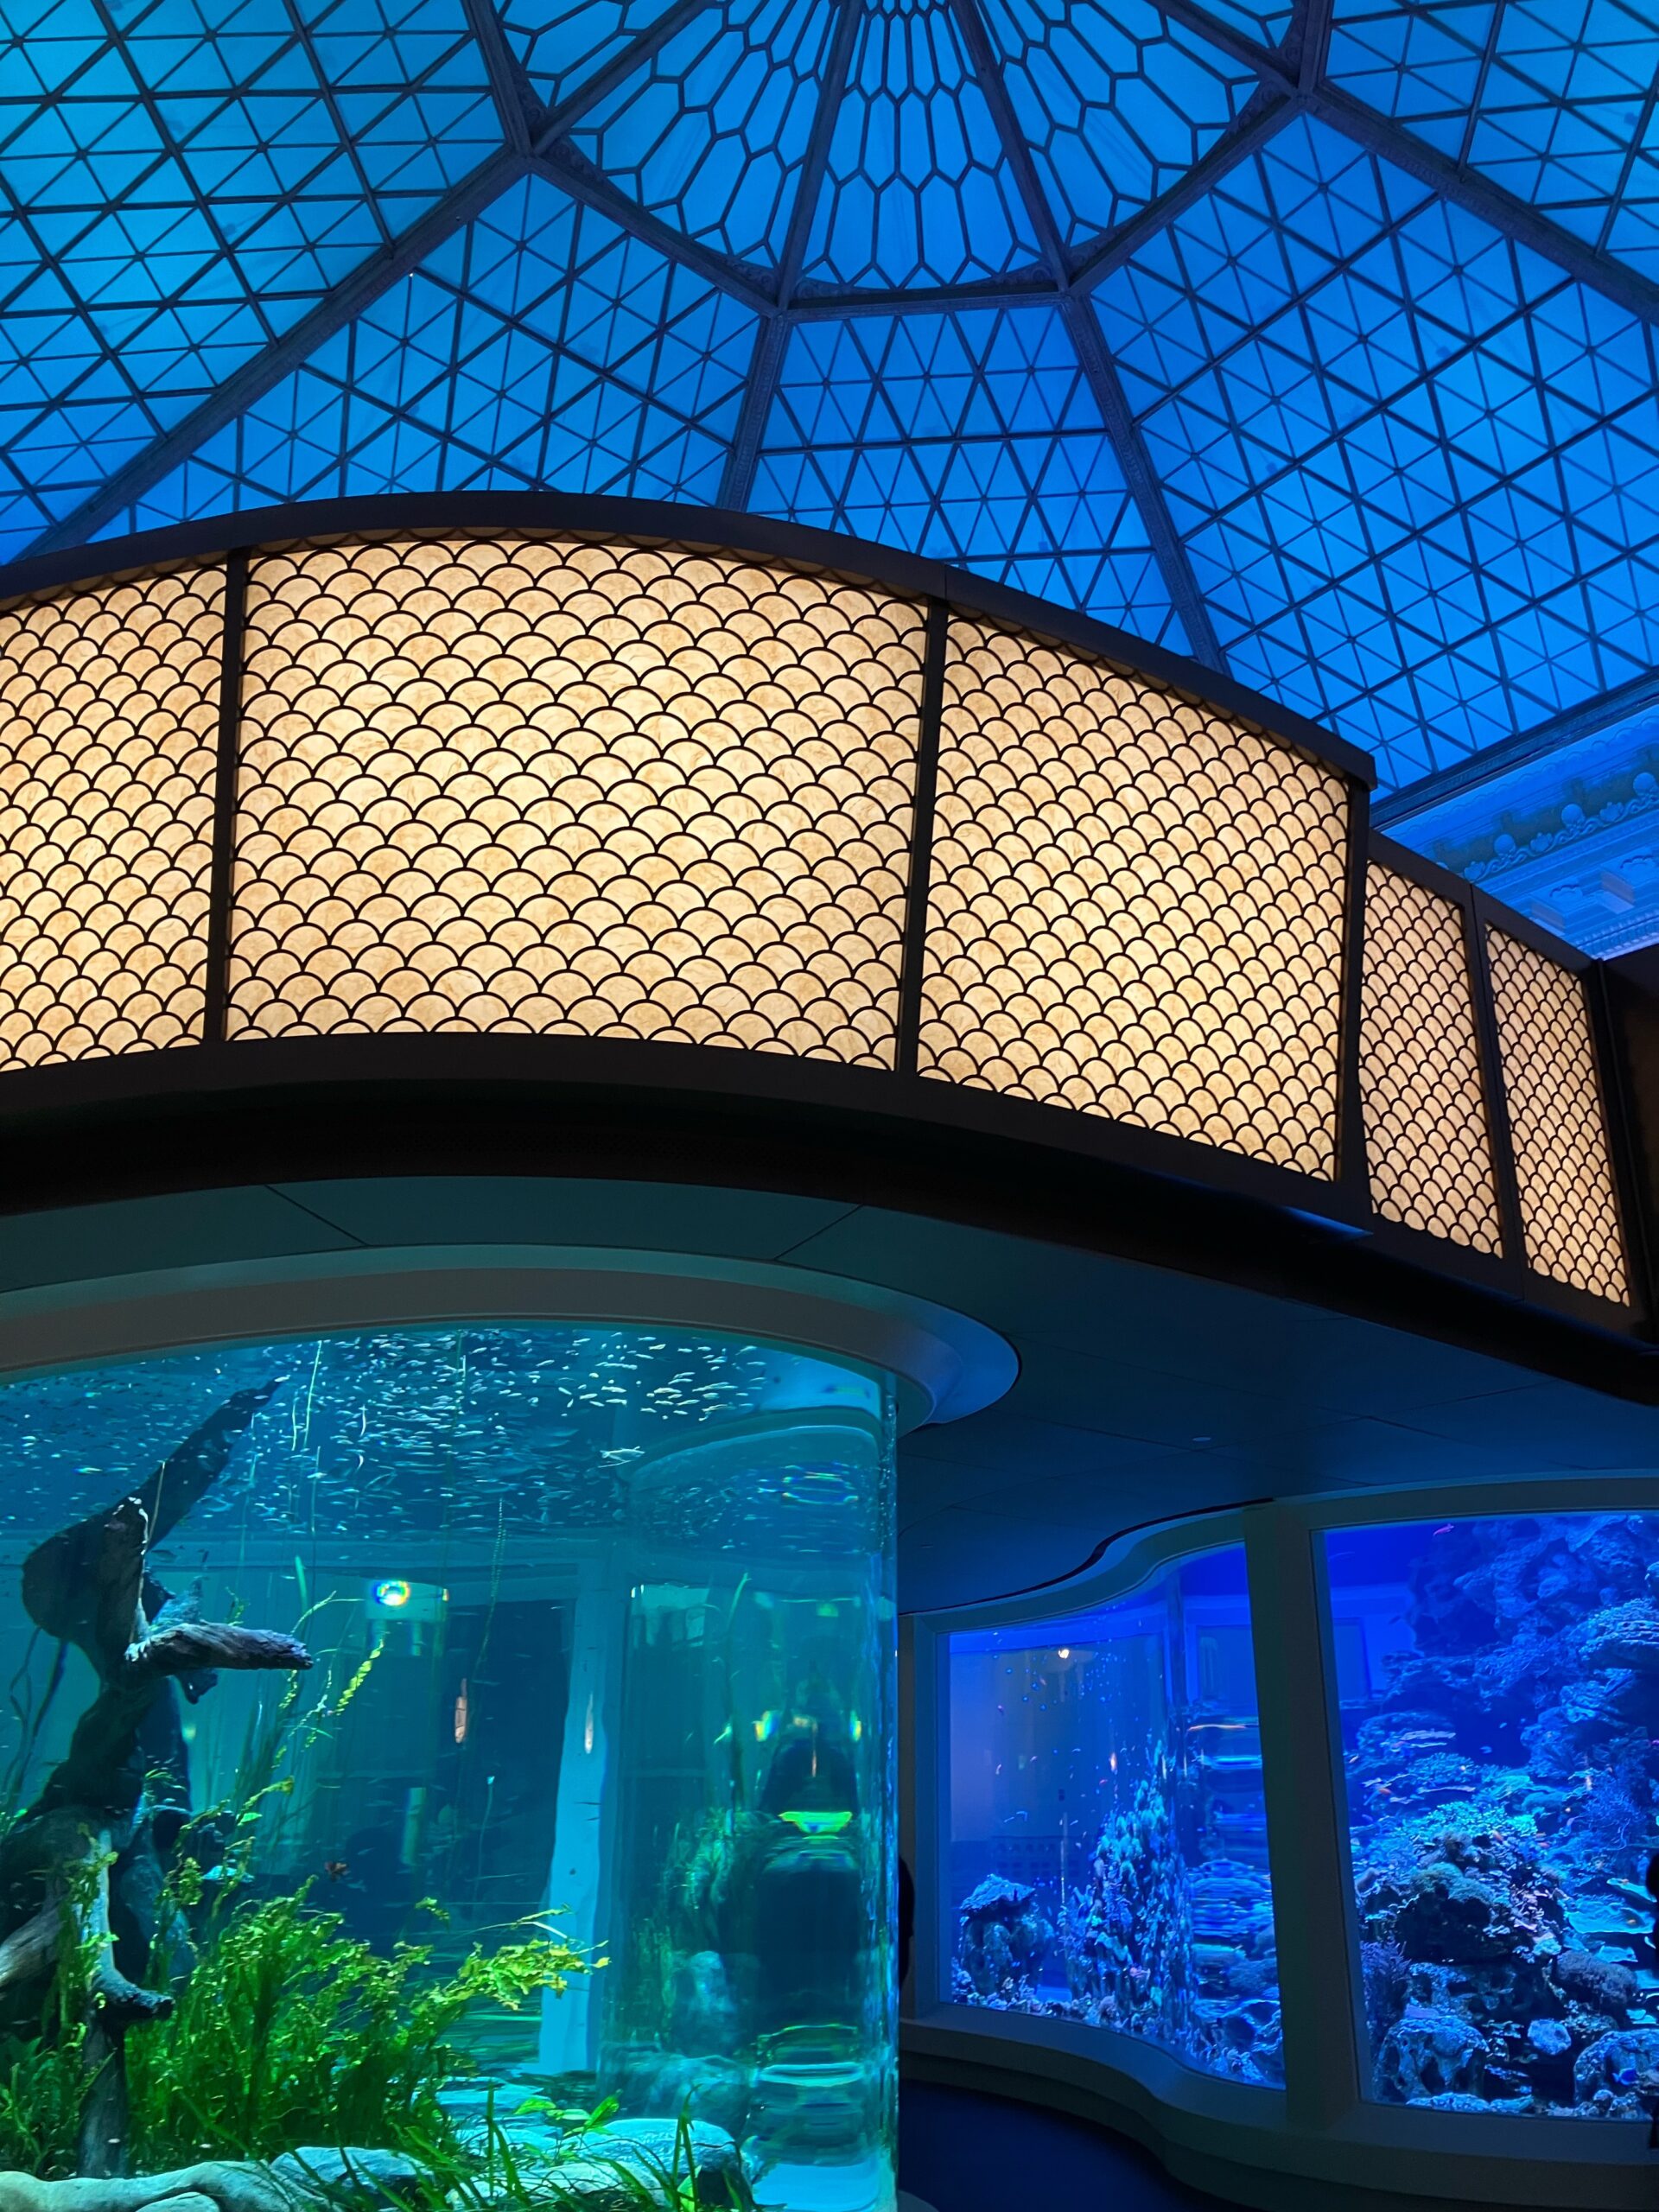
[1327,1511,1659,2119]
[0,1323,898,2211]
[944,1546,1280,2082]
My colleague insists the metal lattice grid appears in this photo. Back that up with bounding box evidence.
[917,615,1351,1176]
[1486,927,1628,1302]
[10,0,1659,828]
[0,566,225,1068]
[227,533,925,1060]
[0,0,498,559]
[1360,863,1503,1253]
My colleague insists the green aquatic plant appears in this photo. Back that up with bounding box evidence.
[124,1892,596,2170]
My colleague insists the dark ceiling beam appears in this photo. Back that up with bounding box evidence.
[25,149,530,561]
[788,276,1058,318]
[459,0,537,154]
[1376,664,1659,830]
[718,0,865,510]
[533,0,714,144]
[1070,90,1295,296]
[1311,85,1659,328]
[1060,296,1226,670]
[1287,0,1333,93]
[944,0,1225,669]
[533,149,777,314]
[1157,0,1283,74]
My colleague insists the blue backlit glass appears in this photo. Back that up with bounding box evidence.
[1327,0,1659,276]
[101,175,757,531]
[802,0,1043,290]
[946,1545,1280,2082]
[753,307,1185,642]
[1327,1511,1659,2115]
[570,0,835,264]
[10,0,1659,839]
[0,0,497,560]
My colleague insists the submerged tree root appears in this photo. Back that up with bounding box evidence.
[0,2149,422,2212]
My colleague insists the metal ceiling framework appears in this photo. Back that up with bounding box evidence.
[9,0,1659,836]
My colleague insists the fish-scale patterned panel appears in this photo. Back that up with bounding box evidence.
[229,537,925,1061]
[1487,929,1628,1301]
[918,620,1350,1175]
[0,568,223,1067]
[1361,864,1501,1252]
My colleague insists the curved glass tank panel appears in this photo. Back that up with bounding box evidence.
[0,1325,897,2211]
[944,1544,1280,2082]
[1327,1512,1659,2120]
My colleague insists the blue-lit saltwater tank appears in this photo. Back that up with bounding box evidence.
[0,1324,898,2210]
[944,1546,1281,2082]
[1327,1510,1659,2120]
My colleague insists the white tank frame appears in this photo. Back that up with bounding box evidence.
[904,1474,1659,2212]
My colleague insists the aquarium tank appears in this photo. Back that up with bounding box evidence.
[0,1323,898,2212]
[944,1545,1280,2083]
[1327,1511,1659,2119]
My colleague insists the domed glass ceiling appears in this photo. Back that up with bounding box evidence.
[7,0,1659,889]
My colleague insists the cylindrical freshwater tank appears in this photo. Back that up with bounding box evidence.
[0,1320,903,2211]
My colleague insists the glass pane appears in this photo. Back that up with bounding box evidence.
[0,1325,897,2210]
[945,1543,1280,2082]
[1327,1511,1659,2117]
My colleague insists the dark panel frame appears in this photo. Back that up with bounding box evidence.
[0,497,1648,1358]
[1365,833,1646,1336]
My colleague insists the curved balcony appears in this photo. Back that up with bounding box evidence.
[0,495,1637,1353]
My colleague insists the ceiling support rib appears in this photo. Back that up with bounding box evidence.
[26,149,531,560]
[1071,89,1294,296]
[1376,665,1659,830]
[719,320,790,512]
[944,0,1225,668]
[460,0,538,152]
[1157,0,1281,72]
[1287,0,1333,93]
[534,0,717,143]
[717,0,865,511]
[1060,296,1225,670]
[1312,86,1659,329]
[533,149,776,311]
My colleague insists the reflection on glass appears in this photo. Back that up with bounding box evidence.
[0,1326,897,2209]
[1328,1513,1659,2118]
[946,1545,1280,2082]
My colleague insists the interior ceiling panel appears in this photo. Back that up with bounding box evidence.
[8,0,1659,941]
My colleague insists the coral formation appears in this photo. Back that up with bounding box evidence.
[1341,1511,1659,2116]
[954,1878,1052,2003]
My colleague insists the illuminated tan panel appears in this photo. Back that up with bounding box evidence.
[1487,929,1627,1300]
[919,620,1349,1176]
[229,537,925,1062]
[0,566,223,1067]
[1360,865,1501,1251]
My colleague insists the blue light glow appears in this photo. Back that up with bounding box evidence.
[10,0,1659,870]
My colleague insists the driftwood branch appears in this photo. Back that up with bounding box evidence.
[123,1626,312,1686]
[20,1385,283,1662]
[0,1899,60,1993]
[0,1382,302,2179]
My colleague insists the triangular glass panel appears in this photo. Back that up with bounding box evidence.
[751,304,1185,645]
[99,174,758,532]
[0,0,497,561]
[1328,0,1659,284]
[1094,110,1659,787]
